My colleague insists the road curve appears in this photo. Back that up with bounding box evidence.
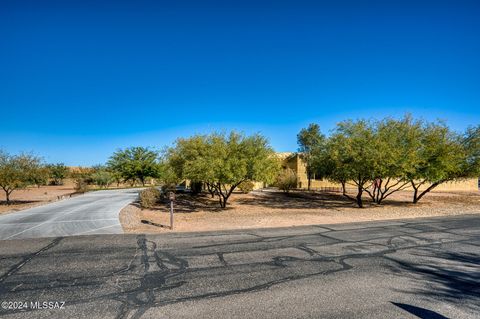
[0,189,140,240]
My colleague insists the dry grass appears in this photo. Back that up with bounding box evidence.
[120,189,480,233]
[0,185,77,215]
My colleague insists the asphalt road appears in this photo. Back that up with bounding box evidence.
[0,214,479,319]
[0,189,139,240]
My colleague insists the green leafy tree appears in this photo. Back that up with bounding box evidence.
[462,125,480,177]
[167,132,280,208]
[362,116,422,204]
[47,163,69,185]
[326,120,377,207]
[91,170,114,188]
[297,123,324,190]
[107,147,159,186]
[407,122,467,203]
[30,165,50,188]
[0,152,42,204]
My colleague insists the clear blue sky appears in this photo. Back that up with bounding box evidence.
[1,0,479,166]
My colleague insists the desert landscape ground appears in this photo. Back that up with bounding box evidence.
[120,189,480,233]
[0,185,77,215]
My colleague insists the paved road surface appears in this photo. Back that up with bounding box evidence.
[0,189,139,240]
[0,214,479,318]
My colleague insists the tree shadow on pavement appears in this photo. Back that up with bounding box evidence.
[391,302,449,319]
[388,249,480,314]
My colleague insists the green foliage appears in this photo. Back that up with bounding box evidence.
[297,123,325,190]
[139,187,161,208]
[107,147,159,186]
[0,152,43,203]
[317,116,472,206]
[47,163,69,185]
[91,170,114,188]
[362,116,423,204]
[167,132,280,208]
[238,180,255,193]
[276,169,297,193]
[29,165,50,188]
[70,167,94,193]
[407,121,467,203]
[462,125,480,177]
[325,119,377,207]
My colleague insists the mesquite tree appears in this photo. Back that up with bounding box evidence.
[167,132,280,208]
[326,120,377,208]
[407,122,467,203]
[297,124,324,190]
[107,147,159,186]
[0,152,43,204]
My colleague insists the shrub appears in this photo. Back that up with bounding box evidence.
[91,171,113,188]
[140,187,161,208]
[238,180,255,193]
[74,178,89,193]
[276,169,297,193]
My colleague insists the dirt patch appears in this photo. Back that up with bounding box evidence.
[0,185,77,215]
[119,189,480,233]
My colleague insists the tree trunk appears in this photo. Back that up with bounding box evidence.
[356,184,363,208]
[5,190,10,205]
[341,181,356,202]
[412,181,419,203]
[415,182,441,203]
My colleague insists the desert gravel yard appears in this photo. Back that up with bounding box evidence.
[0,185,77,215]
[120,189,480,233]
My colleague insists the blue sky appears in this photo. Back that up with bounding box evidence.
[1,0,479,166]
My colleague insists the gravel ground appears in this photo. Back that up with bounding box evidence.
[0,185,77,215]
[120,189,480,233]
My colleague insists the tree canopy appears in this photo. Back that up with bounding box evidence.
[297,123,325,190]
[107,147,159,186]
[0,152,43,203]
[167,132,280,207]
[314,116,476,207]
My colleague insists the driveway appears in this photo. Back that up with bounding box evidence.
[0,214,478,318]
[0,189,139,240]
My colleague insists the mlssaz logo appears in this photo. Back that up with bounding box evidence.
[30,301,65,310]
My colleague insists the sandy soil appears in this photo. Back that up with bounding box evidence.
[120,189,480,233]
[0,185,77,215]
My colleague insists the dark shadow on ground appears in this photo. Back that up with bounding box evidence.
[388,249,480,313]
[391,302,449,319]
[0,200,40,206]
[141,219,171,229]
[138,188,455,213]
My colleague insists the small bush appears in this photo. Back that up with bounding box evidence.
[276,169,297,193]
[74,178,89,193]
[140,187,161,208]
[238,180,255,193]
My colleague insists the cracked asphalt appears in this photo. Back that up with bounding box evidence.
[0,189,139,240]
[0,214,479,318]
